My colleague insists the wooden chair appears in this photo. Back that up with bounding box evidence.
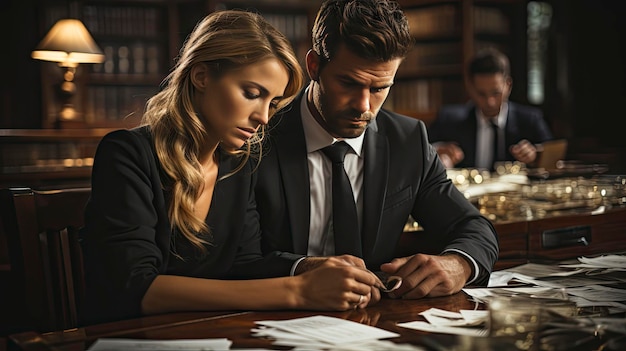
[0,187,91,333]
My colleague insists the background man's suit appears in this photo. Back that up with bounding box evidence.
[428,102,553,169]
[255,91,499,285]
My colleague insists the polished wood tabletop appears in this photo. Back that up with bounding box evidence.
[9,292,524,350]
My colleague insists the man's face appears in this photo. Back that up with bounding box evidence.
[468,73,512,118]
[306,45,402,138]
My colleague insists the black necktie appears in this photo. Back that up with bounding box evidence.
[321,141,361,256]
[490,120,504,166]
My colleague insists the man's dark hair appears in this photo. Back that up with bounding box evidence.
[467,47,510,78]
[312,0,413,66]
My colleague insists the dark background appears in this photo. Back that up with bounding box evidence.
[1,0,625,169]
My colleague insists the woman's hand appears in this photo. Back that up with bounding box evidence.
[294,258,381,310]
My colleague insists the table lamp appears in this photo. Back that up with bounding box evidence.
[32,19,105,126]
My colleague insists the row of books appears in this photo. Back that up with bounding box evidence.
[84,86,158,124]
[83,5,163,38]
[0,142,98,173]
[384,79,465,115]
[398,42,463,75]
[262,13,310,43]
[403,4,511,38]
[397,42,509,78]
[404,5,458,37]
[91,43,163,75]
[473,6,510,35]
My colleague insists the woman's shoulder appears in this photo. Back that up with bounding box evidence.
[102,125,150,141]
[95,126,155,164]
[99,126,152,150]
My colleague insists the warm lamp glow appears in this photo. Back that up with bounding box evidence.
[32,19,105,126]
[32,19,104,67]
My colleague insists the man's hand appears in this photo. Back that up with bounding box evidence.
[510,139,538,164]
[435,143,464,168]
[379,253,471,299]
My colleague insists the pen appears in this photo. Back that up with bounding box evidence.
[372,270,403,293]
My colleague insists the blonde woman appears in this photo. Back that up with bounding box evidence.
[81,10,378,325]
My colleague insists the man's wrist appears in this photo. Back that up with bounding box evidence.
[293,256,326,275]
[290,256,307,276]
[442,250,477,284]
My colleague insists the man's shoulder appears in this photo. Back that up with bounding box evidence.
[438,103,472,117]
[377,108,425,127]
[509,101,543,117]
[373,109,429,143]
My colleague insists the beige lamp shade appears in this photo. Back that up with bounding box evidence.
[31,19,105,67]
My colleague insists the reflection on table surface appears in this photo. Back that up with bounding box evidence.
[11,293,520,351]
[10,279,626,350]
[447,165,625,223]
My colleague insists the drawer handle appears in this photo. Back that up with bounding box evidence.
[542,225,592,249]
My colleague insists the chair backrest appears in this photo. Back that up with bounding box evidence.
[0,187,91,333]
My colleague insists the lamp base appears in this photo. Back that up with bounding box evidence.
[54,118,87,129]
[52,66,87,129]
[54,105,86,129]
[59,104,78,121]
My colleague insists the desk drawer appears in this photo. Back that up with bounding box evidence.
[494,221,528,270]
[528,208,626,260]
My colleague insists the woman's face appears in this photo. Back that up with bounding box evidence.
[193,58,289,150]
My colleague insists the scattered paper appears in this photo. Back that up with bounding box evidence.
[397,321,488,337]
[419,308,488,327]
[87,338,232,351]
[566,284,626,302]
[254,315,399,346]
[560,254,626,274]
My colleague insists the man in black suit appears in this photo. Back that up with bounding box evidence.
[255,0,498,304]
[428,48,553,170]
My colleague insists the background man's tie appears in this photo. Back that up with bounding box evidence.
[321,141,362,256]
[490,120,505,167]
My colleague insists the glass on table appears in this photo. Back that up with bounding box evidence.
[487,295,577,350]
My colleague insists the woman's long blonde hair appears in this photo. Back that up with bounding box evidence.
[141,10,304,253]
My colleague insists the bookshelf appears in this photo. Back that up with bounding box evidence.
[208,0,322,70]
[80,2,167,129]
[36,0,321,130]
[5,0,319,190]
[39,0,210,129]
[0,128,116,189]
[387,0,527,126]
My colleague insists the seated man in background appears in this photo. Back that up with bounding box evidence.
[428,47,553,170]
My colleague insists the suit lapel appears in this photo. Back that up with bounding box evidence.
[467,107,479,165]
[273,95,311,255]
[504,102,516,147]
[361,121,388,260]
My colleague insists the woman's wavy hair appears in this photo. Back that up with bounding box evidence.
[141,10,304,254]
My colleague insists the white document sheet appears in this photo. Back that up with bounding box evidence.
[397,321,488,337]
[255,315,399,345]
[87,338,232,351]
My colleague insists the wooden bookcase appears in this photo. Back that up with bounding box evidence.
[37,0,321,130]
[38,0,211,129]
[387,0,527,126]
[5,0,321,190]
[207,0,322,69]
[0,128,117,190]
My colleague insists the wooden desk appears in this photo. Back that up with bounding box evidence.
[9,294,521,350]
[500,205,626,267]
[401,205,626,271]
